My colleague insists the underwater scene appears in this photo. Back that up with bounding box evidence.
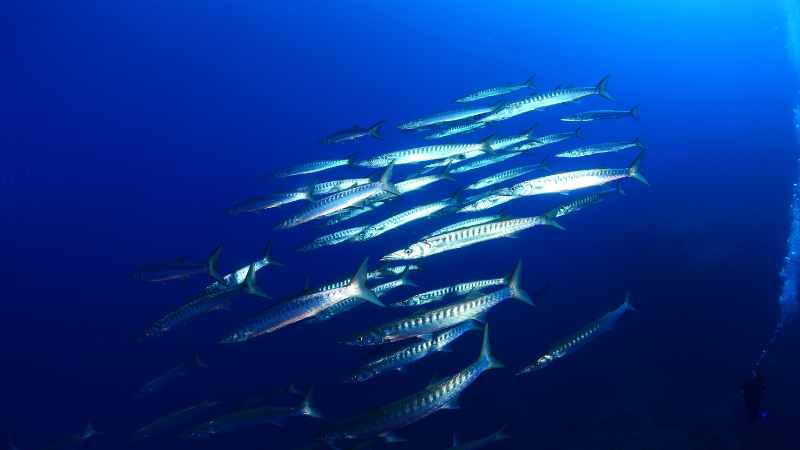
[4,1,800,449]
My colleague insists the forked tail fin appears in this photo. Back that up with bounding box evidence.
[379,162,400,196]
[506,260,534,306]
[244,264,270,299]
[368,120,385,139]
[478,324,504,370]
[350,258,384,307]
[596,75,613,100]
[207,245,224,282]
[627,150,649,185]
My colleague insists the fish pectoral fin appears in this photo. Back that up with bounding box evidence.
[473,311,489,324]
[441,398,460,410]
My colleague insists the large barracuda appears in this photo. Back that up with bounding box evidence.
[323,326,503,442]
[510,128,581,152]
[480,76,612,123]
[425,121,487,140]
[298,178,372,196]
[220,259,382,342]
[489,125,537,150]
[351,197,457,242]
[130,245,224,284]
[382,216,561,261]
[450,152,522,174]
[421,215,506,239]
[132,401,221,440]
[275,157,354,178]
[391,272,508,308]
[464,164,544,191]
[205,243,281,294]
[457,190,518,213]
[344,321,482,383]
[277,164,399,229]
[398,106,496,130]
[544,187,615,219]
[450,426,511,450]
[299,226,366,252]
[228,191,312,215]
[323,121,384,144]
[344,262,531,345]
[561,106,639,122]
[554,138,645,158]
[324,202,385,227]
[456,76,535,103]
[498,151,648,197]
[517,293,634,375]
[356,140,493,168]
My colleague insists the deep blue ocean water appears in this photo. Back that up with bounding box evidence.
[4,1,800,449]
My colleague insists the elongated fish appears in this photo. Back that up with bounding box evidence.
[136,354,208,398]
[391,271,508,308]
[450,426,511,450]
[352,197,456,242]
[398,107,496,130]
[130,245,224,284]
[450,152,522,174]
[221,259,382,342]
[517,293,634,374]
[323,121,384,144]
[554,138,645,158]
[422,150,484,171]
[228,190,312,215]
[425,121,487,140]
[489,125,537,150]
[544,187,616,219]
[132,400,221,440]
[344,262,531,345]
[297,178,372,196]
[323,326,503,443]
[277,164,399,229]
[480,76,612,123]
[510,127,581,152]
[143,265,269,338]
[324,202,384,226]
[498,151,648,197]
[205,243,281,294]
[276,158,354,178]
[299,226,366,252]
[456,76,535,103]
[464,164,544,191]
[344,321,482,383]
[561,106,639,122]
[370,168,455,204]
[421,215,505,239]
[41,421,102,450]
[382,216,561,261]
[356,140,493,168]
[184,388,322,439]
[457,191,518,214]
[313,266,390,293]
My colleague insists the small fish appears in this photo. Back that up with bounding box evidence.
[554,139,646,158]
[276,158,354,178]
[135,354,208,398]
[228,190,313,215]
[297,178,373,197]
[205,243,281,294]
[391,273,507,308]
[299,226,366,252]
[450,152,523,175]
[480,76,612,123]
[351,197,457,242]
[345,262,531,345]
[489,124,538,150]
[450,425,511,450]
[510,127,581,152]
[560,105,639,122]
[457,190,518,213]
[464,164,544,191]
[425,121,487,140]
[421,215,505,239]
[344,320,482,383]
[221,259,383,342]
[356,140,493,168]
[456,76,535,103]
[322,326,503,442]
[323,121,385,144]
[517,293,634,374]
[131,400,221,440]
[544,187,617,219]
[130,245,224,284]
[398,107,497,130]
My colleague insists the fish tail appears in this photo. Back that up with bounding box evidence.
[194,353,209,369]
[368,120,385,139]
[542,215,566,231]
[399,268,419,288]
[573,126,583,139]
[524,122,539,137]
[440,163,456,182]
[525,75,536,89]
[82,420,102,439]
[623,290,636,312]
[379,162,400,196]
[244,263,271,299]
[480,134,497,153]
[351,258,384,307]
[633,137,647,151]
[506,260,534,306]
[596,74,613,100]
[630,104,640,119]
[263,241,284,267]
[627,150,649,185]
[206,245,224,282]
[478,324,504,370]
[299,386,324,419]
[493,425,512,441]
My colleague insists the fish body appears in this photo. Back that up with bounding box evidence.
[299,226,366,252]
[465,164,543,191]
[423,150,485,170]
[518,294,634,374]
[450,426,511,450]
[511,128,581,152]
[425,121,487,140]
[489,125,537,150]
[398,107,495,130]
[421,215,505,239]
[356,142,491,169]
[480,76,612,123]
[560,106,639,122]
[323,121,384,144]
[554,139,645,158]
[307,271,417,324]
[456,77,535,103]
[352,198,456,242]
[299,178,372,196]
[544,188,615,219]
[324,202,384,226]
[457,191,518,213]
[228,191,312,215]
[450,152,522,174]
[392,277,506,307]
[130,246,223,284]
[136,354,207,398]
[132,401,220,440]
[205,244,280,294]
[371,170,454,202]
[276,158,352,178]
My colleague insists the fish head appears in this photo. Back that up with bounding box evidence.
[530,354,555,371]
[382,242,426,261]
[220,329,254,344]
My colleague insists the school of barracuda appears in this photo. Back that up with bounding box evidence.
[92,74,647,450]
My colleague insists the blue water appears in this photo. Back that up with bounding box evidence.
[4,1,800,449]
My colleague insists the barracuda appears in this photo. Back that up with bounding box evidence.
[132,401,221,441]
[517,293,634,375]
[554,138,645,158]
[205,243,281,294]
[382,216,562,261]
[344,321,482,383]
[323,326,503,442]
[456,76,535,103]
[510,127,581,152]
[356,140,493,168]
[323,121,384,144]
[398,106,496,130]
[275,158,354,178]
[370,169,455,203]
[344,262,531,345]
[324,202,384,227]
[228,190,312,215]
[352,197,457,242]
[488,124,538,150]
[561,105,639,122]
[464,164,544,191]
[456,191,518,213]
[298,178,372,196]
[421,215,505,239]
[480,76,612,123]
[299,226,366,252]
[425,121,487,140]
[220,259,382,342]
[498,150,648,197]
[544,187,616,219]
[450,152,522,174]
[392,274,508,307]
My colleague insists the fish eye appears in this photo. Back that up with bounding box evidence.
[404,248,413,255]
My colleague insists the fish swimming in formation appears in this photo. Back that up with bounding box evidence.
[456,190,518,213]
[135,354,208,398]
[351,196,457,242]
[228,190,313,215]
[276,157,354,178]
[398,106,497,130]
[488,125,538,150]
[450,152,523,175]
[544,187,617,219]
[560,106,639,122]
[344,320,482,383]
[510,127,581,152]
[425,121,488,140]
[479,76,612,123]
[277,164,399,229]
[356,140,494,168]
[517,293,634,375]
[221,259,382,342]
[296,178,373,196]
[323,325,503,443]
[450,426,511,450]
[205,243,281,294]
[455,76,535,103]
[344,261,531,345]
[184,388,322,439]
[131,400,221,440]
[554,138,645,158]
[421,215,506,239]
[390,271,508,308]
[464,163,545,191]
[299,226,366,252]
[129,245,224,284]
[323,121,385,144]
[371,167,455,201]
[324,202,385,227]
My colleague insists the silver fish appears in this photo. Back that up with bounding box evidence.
[489,124,538,150]
[421,215,505,239]
[130,245,224,284]
[344,262,531,345]
[517,293,634,375]
[425,121,487,140]
[132,401,221,440]
[422,150,485,171]
[510,127,581,152]
[356,140,493,168]
[228,190,313,215]
[324,202,385,227]
[450,152,522,174]
[560,106,639,122]
[276,158,354,178]
[480,76,612,123]
[344,321,482,383]
[298,178,372,196]
[205,243,281,294]
[323,326,503,442]
[372,169,455,201]
[457,190,518,213]
[299,226,366,252]
[323,121,384,144]
[382,216,562,261]
[391,273,507,308]
[352,197,457,242]
[554,139,645,158]
[398,107,496,130]
[464,164,544,191]
[450,426,511,450]
[456,76,535,103]
[544,187,616,219]
[220,259,383,342]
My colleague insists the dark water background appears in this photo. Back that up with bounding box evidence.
[3,1,800,449]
